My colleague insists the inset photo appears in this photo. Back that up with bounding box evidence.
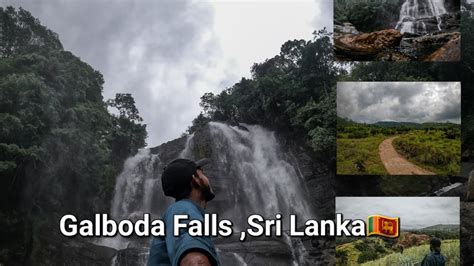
[336,197,460,265]
[337,82,461,176]
[334,0,461,61]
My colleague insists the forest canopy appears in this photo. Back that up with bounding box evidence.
[0,7,146,263]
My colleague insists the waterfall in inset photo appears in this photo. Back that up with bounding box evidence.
[396,0,447,34]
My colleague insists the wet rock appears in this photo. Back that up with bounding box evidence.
[43,237,117,266]
[436,182,467,197]
[334,29,402,60]
[334,22,359,35]
[423,33,461,61]
[466,171,474,202]
[400,31,460,60]
[440,12,461,32]
[115,246,149,266]
[215,237,294,265]
[461,202,474,265]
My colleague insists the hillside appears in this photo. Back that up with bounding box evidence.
[337,232,460,265]
[421,224,460,232]
[338,116,460,129]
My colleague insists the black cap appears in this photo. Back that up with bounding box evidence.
[430,237,441,248]
[161,158,210,199]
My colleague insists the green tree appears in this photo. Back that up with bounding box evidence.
[0,7,147,264]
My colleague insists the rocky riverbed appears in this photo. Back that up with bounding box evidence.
[334,12,461,61]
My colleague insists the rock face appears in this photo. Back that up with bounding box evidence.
[461,202,474,265]
[334,29,403,60]
[423,33,461,61]
[466,171,474,201]
[400,31,460,60]
[38,235,117,266]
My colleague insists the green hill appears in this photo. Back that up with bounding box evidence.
[420,224,460,232]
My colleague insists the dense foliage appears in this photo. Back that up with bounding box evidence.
[334,0,461,32]
[190,30,345,160]
[334,0,405,32]
[0,7,146,263]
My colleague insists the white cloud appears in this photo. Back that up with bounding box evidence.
[3,0,328,146]
[336,197,460,229]
[337,82,461,124]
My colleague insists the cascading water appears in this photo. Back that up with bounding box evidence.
[207,122,313,228]
[395,0,447,34]
[104,122,315,265]
[99,149,172,250]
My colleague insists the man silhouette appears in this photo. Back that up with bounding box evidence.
[148,158,219,266]
[421,237,446,266]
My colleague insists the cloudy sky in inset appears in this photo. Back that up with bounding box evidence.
[336,197,460,229]
[337,82,461,124]
[2,0,334,146]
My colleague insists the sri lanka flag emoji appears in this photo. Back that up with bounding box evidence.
[367,215,399,238]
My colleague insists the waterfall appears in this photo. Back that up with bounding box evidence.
[104,122,314,264]
[208,122,313,228]
[100,149,172,250]
[395,0,447,34]
[110,149,164,220]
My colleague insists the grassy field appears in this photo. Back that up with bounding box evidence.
[362,239,460,266]
[336,238,460,266]
[337,135,388,175]
[393,131,461,175]
[337,117,461,175]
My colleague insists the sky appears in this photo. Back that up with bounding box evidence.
[337,82,461,124]
[336,197,460,229]
[2,0,334,147]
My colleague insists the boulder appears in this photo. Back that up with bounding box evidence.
[424,33,461,61]
[334,22,359,35]
[399,31,460,60]
[334,29,402,60]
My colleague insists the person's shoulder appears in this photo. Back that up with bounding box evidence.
[165,200,202,217]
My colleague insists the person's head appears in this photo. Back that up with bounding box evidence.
[429,237,442,252]
[161,158,215,203]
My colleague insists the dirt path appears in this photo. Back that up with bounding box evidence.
[378,136,435,175]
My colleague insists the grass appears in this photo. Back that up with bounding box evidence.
[379,175,450,195]
[336,237,392,265]
[337,135,388,175]
[393,130,461,175]
[361,239,460,266]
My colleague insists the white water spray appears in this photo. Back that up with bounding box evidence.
[395,0,447,34]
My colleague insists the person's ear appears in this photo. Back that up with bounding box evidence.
[191,174,202,187]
